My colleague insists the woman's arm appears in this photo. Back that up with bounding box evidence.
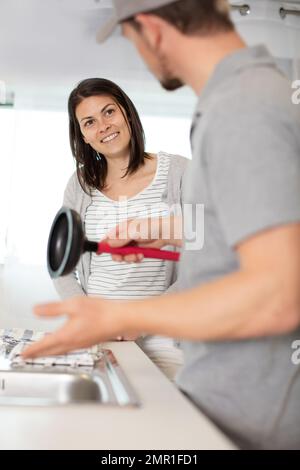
[53,275,85,299]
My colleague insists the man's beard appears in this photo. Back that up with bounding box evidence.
[158,54,184,91]
[160,77,184,91]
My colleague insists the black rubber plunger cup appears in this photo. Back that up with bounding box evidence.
[47,207,97,279]
[47,206,180,279]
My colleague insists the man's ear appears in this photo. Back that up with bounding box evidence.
[134,13,166,50]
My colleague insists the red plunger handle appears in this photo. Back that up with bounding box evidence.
[97,242,180,262]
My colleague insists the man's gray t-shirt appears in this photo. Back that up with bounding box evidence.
[176,45,300,450]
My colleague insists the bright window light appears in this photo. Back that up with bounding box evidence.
[142,115,192,160]
[2,109,74,265]
[0,108,15,263]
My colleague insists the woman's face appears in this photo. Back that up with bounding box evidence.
[76,95,131,158]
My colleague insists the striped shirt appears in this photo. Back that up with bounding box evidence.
[85,152,183,365]
[86,152,171,300]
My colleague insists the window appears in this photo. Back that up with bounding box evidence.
[142,115,192,159]
[0,109,74,265]
[0,108,15,263]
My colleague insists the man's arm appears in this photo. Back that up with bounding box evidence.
[133,223,300,340]
[23,223,300,358]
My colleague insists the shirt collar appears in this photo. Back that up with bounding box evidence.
[192,44,275,122]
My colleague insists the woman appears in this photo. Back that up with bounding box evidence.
[54,78,188,380]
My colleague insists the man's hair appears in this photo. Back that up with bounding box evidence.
[126,0,234,36]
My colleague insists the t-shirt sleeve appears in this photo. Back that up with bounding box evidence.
[206,101,300,247]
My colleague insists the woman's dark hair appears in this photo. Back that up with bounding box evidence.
[68,78,149,193]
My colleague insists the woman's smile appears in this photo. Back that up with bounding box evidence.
[101,132,120,144]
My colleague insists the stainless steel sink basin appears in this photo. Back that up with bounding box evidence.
[0,349,139,407]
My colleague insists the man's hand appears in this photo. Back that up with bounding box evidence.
[22,297,130,359]
[103,216,182,263]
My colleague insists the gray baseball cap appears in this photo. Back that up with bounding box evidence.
[96,0,176,43]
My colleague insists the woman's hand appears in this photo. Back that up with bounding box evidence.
[103,216,182,263]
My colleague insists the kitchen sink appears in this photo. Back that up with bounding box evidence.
[0,369,103,406]
[0,345,140,407]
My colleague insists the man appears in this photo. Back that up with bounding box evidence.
[24,0,300,449]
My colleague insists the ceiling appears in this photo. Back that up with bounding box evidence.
[0,0,150,85]
[0,0,198,114]
[0,0,299,114]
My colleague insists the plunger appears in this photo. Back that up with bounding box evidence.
[47,207,180,278]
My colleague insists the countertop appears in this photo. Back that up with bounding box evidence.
[0,339,235,450]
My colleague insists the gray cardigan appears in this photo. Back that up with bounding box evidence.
[53,153,188,299]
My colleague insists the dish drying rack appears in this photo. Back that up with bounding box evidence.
[0,328,103,370]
